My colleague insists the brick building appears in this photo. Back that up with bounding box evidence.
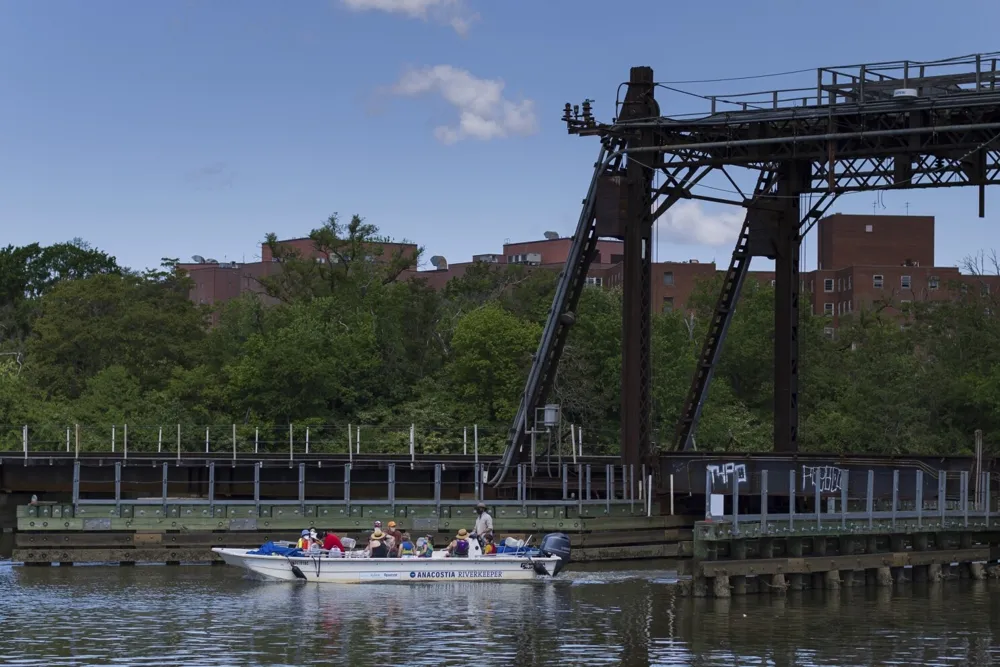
[178,237,419,320]
[417,233,624,290]
[627,213,1000,336]
[181,216,999,331]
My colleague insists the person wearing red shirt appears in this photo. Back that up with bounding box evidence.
[322,530,345,553]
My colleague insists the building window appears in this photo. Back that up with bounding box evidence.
[823,327,835,340]
[824,303,834,316]
[865,224,873,232]
[772,280,777,287]
[585,276,603,287]
[663,272,674,286]
[983,284,991,296]
[848,276,852,289]
[901,275,911,289]
[837,278,842,292]
[823,278,834,292]
[873,274,884,289]
[929,276,939,290]
[662,297,674,313]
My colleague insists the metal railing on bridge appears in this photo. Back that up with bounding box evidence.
[60,460,665,517]
[2,422,601,462]
[704,467,996,536]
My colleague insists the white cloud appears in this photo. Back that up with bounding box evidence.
[340,0,478,35]
[654,200,745,246]
[389,65,538,144]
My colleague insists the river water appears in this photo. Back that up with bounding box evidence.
[0,560,998,666]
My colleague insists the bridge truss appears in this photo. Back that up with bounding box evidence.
[493,52,1000,492]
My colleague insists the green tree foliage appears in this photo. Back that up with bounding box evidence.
[3,220,999,456]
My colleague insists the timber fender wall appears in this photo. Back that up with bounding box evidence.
[13,502,695,564]
[683,520,1000,598]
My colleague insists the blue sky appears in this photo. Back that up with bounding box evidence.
[2,0,1000,273]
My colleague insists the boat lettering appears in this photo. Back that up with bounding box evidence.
[360,572,403,579]
[409,570,504,579]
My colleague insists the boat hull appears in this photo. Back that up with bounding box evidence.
[212,548,562,583]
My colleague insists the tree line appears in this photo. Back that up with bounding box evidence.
[1,214,998,456]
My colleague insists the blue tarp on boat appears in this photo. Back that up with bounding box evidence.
[247,541,304,557]
[495,544,540,556]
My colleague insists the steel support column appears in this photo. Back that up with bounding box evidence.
[773,162,807,452]
[620,66,657,481]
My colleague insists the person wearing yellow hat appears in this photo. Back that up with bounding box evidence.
[445,528,471,558]
[367,529,389,558]
[386,520,403,557]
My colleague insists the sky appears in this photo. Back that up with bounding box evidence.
[3,0,1000,274]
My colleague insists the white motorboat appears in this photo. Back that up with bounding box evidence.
[212,533,571,584]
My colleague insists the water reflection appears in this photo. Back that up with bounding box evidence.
[0,562,998,665]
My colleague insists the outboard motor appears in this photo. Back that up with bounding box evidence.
[534,532,571,576]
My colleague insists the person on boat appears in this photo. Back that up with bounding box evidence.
[417,535,434,557]
[322,529,345,555]
[474,503,494,541]
[296,529,311,550]
[482,533,497,555]
[445,529,471,558]
[398,532,416,558]
[386,521,403,557]
[367,529,389,558]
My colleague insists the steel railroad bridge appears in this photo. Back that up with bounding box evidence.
[495,51,1000,495]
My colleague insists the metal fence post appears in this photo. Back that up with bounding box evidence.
[388,463,396,513]
[962,470,969,527]
[732,469,740,532]
[434,463,441,512]
[22,425,27,461]
[205,426,210,455]
[72,460,81,510]
[253,462,260,515]
[815,470,821,528]
[162,462,169,516]
[305,427,310,456]
[704,468,711,520]
[158,427,163,454]
[562,464,568,500]
[344,463,351,511]
[891,470,899,529]
[916,470,923,528]
[841,470,849,529]
[111,424,115,454]
[939,471,947,526]
[299,462,306,515]
[114,462,121,512]
[985,472,992,527]
[176,424,181,462]
[208,462,215,512]
[789,469,796,531]
[760,470,768,534]
[586,464,592,500]
[123,423,128,459]
[867,470,874,529]
[232,424,237,460]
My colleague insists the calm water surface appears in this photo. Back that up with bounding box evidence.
[0,560,998,666]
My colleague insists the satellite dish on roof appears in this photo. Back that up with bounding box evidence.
[543,231,559,240]
[191,255,205,263]
[430,255,448,270]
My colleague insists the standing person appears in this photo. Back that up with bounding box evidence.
[474,502,494,541]
[386,521,403,557]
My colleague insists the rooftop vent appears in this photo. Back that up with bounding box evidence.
[191,255,205,264]
[543,231,559,240]
[430,255,448,271]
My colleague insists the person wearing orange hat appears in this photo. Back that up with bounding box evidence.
[386,520,403,557]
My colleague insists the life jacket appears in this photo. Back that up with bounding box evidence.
[297,537,309,550]
[400,540,415,556]
[454,539,469,557]
[483,542,496,555]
